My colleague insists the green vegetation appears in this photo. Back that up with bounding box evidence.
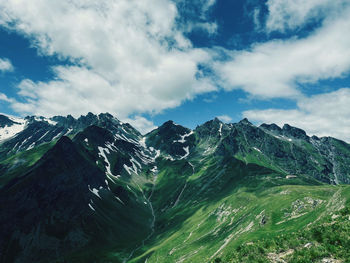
[219,204,350,263]
[2,115,350,263]
[126,154,350,263]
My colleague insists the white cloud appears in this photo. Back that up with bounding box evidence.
[265,0,348,32]
[0,0,349,144]
[0,58,13,72]
[217,115,232,123]
[244,88,350,142]
[0,0,215,119]
[184,22,218,35]
[0,93,14,103]
[122,116,157,135]
[175,0,218,35]
[213,5,350,99]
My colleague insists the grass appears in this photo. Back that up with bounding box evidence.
[125,154,350,263]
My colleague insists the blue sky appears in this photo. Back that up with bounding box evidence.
[0,0,350,141]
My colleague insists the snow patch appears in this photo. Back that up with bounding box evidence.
[150,166,158,173]
[253,147,262,153]
[64,128,73,136]
[98,146,120,178]
[88,203,95,211]
[115,196,125,205]
[174,131,194,143]
[16,136,31,151]
[0,119,27,143]
[45,118,57,126]
[131,156,142,169]
[139,136,147,148]
[180,146,190,160]
[154,149,160,159]
[33,117,57,126]
[88,185,101,198]
[52,132,62,141]
[273,134,293,142]
[26,142,36,151]
[123,164,133,175]
[37,131,50,142]
[114,133,139,145]
[104,179,111,191]
[124,156,141,175]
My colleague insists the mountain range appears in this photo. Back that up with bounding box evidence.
[1,113,350,263]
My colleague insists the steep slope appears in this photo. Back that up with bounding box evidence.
[0,136,154,263]
[145,120,195,159]
[127,139,334,262]
[0,113,144,187]
[0,116,160,263]
[195,118,350,184]
[125,118,350,262]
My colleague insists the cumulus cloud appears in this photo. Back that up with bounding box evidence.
[0,0,215,119]
[0,0,349,142]
[244,88,350,142]
[213,5,350,99]
[0,58,13,72]
[217,115,232,123]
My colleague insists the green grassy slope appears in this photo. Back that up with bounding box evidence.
[124,154,350,263]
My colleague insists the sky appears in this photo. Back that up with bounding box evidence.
[0,0,350,141]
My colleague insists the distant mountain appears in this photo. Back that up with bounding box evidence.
[1,113,350,263]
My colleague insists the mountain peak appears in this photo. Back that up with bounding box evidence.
[238,118,252,125]
[260,123,282,132]
[155,120,189,135]
[98,112,115,120]
[162,120,176,126]
[213,117,222,123]
[53,136,75,151]
[282,124,309,140]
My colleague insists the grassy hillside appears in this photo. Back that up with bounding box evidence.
[123,155,350,263]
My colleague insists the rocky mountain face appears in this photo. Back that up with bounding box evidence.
[1,113,350,263]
